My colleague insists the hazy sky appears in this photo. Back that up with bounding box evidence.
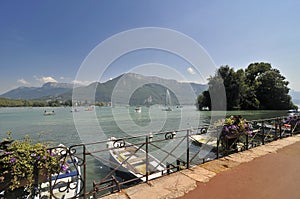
[1,0,299,94]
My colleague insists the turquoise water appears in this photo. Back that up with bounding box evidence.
[0,106,209,144]
[0,106,288,143]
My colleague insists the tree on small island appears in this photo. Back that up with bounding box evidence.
[197,62,296,110]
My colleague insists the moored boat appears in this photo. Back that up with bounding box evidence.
[31,144,82,199]
[32,156,82,199]
[134,107,141,113]
[107,137,166,182]
[43,110,55,116]
[190,133,218,147]
[162,107,172,111]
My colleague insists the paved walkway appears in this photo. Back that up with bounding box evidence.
[178,138,300,199]
[101,135,300,199]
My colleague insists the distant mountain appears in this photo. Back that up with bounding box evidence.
[290,90,300,105]
[60,73,208,105]
[0,82,73,100]
[0,73,208,105]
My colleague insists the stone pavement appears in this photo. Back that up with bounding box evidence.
[100,135,300,199]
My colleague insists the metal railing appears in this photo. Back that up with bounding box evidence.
[1,115,299,199]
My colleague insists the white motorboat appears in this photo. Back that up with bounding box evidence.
[190,133,218,147]
[32,148,82,199]
[107,137,166,182]
[43,110,55,116]
[134,107,141,113]
[162,107,172,111]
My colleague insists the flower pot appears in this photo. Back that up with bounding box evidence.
[0,168,49,191]
[0,174,30,192]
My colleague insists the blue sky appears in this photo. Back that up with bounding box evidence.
[0,0,300,94]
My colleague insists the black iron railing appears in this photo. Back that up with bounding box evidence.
[1,115,299,199]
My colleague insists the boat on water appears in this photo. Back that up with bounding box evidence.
[288,109,300,116]
[43,110,55,116]
[84,106,94,111]
[162,89,172,111]
[201,106,210,111]
[70,108,79,112]
[27,144,82,199]
[31,147,82,199]
[190,133,218,147]
[1,145,82,199]
[107,137,166,182]
[162,107,172,111]
[134,107,141,113]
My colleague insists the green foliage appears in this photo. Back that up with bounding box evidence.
[0,98,48,107]
[0,132,61,190]
[197,91,211,110]
[95,102,105,106]
[197,62,295,110]
[0,98,75,107]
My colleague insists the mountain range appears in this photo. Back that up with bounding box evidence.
[0,73,208,105]
[0,82,73,100]
[2,73,299,106]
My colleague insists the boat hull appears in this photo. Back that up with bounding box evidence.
[107,138,166,182]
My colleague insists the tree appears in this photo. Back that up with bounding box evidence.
[244,62,293,110]
[256,69,292,109]
[201,65,241,110]
[197,62,295,110]
[197,90,211,110]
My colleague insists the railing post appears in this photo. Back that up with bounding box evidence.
[145,136,149,182]
[262,121,265,145]
[176,159,180,171]
[275,119,278,140]
[186,129,190,169]
[93,181,97,199]
[290,121,294,136]
[166,163,170,174]
[216,137,219,159]
[83,145,87,198]
[245,133,249,150]
[279,119,282,139]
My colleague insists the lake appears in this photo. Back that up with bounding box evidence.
[0,106,288,143]
[0,106,289,193]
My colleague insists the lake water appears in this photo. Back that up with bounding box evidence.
[0,106,288,143]
[0,106,288,193]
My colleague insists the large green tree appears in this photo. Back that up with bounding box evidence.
[245,62,293,110]
[197,62,295,110]
[198,65,242,110]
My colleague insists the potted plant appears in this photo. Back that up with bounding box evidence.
[0,132,61,192]
[221,115,252,151]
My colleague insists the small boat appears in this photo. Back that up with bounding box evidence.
[32,147,82,199]
[70,108,79,112]
[162,89,172,111]
[190,133,218,147]
[255,122,291,131]
[43,110,55,116]
[134,107,141,113]
[162,107,172,111]
[288,109,300,116]
[84,106,94,111]
[2,145,82,199]
[107,137,166,182]
[201,106,209,111]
